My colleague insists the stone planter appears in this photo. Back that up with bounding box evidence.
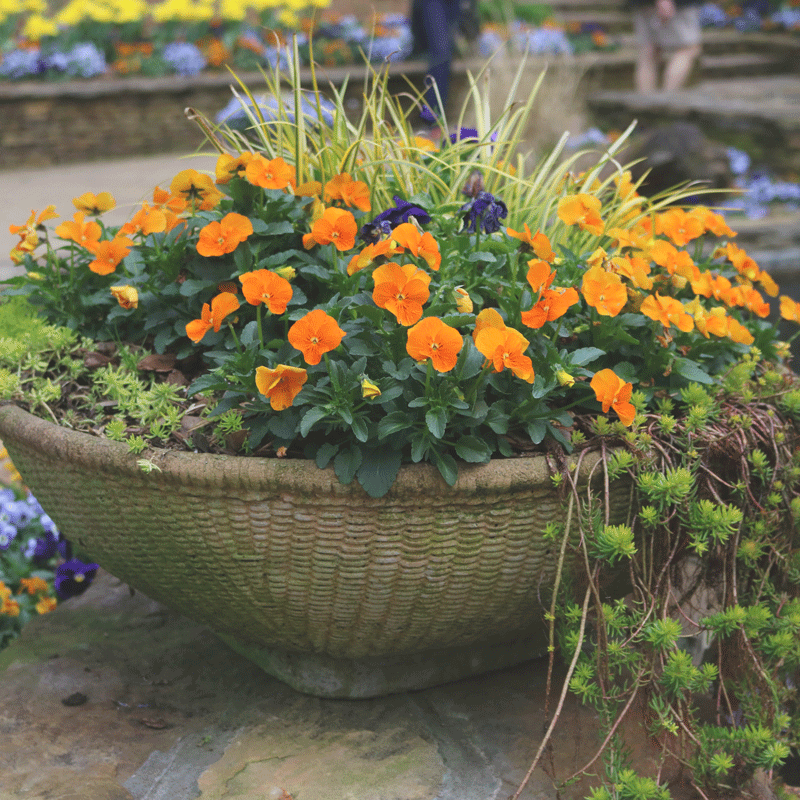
[0,404,630,697]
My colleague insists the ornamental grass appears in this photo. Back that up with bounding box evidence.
[4,47,800,797]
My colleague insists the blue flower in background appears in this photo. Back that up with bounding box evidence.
[216,92,336,131]
[65,43,107,78]
[163,42,206,77]
[0,521,16,551]
[0,49,45,79]
[54,559,99,600]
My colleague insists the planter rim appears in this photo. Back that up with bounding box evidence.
[0,402,604,498]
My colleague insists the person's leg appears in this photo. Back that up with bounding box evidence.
[633,7,659,93]
[662,43,701,90]
[420,0,460,120]
[635,42,660,92]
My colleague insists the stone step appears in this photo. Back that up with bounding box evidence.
[700,51,791,79]
[587,76,800,173]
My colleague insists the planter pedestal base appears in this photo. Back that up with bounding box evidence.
[218,632,548,698]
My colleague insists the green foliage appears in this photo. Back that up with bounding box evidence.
[542,365,800,798]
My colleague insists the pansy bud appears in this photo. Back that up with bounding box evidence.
[275,266,296,281]
[671,274,688,290]
[361,377,381,399]
[556,369,575,387]
[454,287,473,313]
[110,285,139,309]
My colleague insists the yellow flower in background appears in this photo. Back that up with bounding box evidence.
[21,13,58,39]
[36,596,58,614]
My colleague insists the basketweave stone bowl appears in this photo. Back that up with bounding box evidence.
[0,404,631,698]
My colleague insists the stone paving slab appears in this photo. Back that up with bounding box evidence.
[0,572,683,800]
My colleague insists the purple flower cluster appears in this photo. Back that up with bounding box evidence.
[460,191,508,234]
[1,487,99,601]
[162,42,207,77]
[359,197,431,244]
[0,42,106,79]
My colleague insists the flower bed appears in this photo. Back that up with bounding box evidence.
[0,0,618,83]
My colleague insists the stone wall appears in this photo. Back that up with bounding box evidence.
[0,52,620,169]
[0,64,421,168]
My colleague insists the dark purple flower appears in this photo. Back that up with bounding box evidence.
[359,196,431,243]
[420,104,437,125]
[449,127,479,144]
[460,191,508,234]
[28,530,58,563]
[54,559,99,600]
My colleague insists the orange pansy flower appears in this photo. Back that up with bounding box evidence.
[647,240,699,281]
[85,236,133,275]
[288,309,346,365]
[472,307,507,341]
[557,194,604,236]
[780,295,800,324]
[302,207,357,252]
[215,152,254,184]
[196,212,253,258]
[35,596,58,615]
[323,173,371,212]
[390,222,441,271]
[685,297,728,338]
[738,285,770,318]
[239,269,293,313]
[151,186,188,215]
[521,287,579,330]
[9,206,58,238]
[120,203,167,237]
[726,317,754,345]
[590,369,636,426]
[19,576,49,595]
[347,239,396,276]
[54,212,102,247]
[690,206,736,239]
[640,293,694,332]
[255,364,308,411]
[406,316,463,373]
[506,225,555,261]
[372,262,431,326]
[609,254,653,291]
[110,284,139,309]
[526,260,555,294]
[474,326,535,383]
[608,222,653,252]
[655,208,705,247]
[245,154,296,191]
[73,191,115,216]
[581,266,627,317]
[723,242,760,282]
[185,292,240,343]
[170,169,223,210]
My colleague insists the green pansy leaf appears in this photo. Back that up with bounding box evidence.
[351,416,369,442]
[569,347,606,366]
[300,406,328,437]
[315,442,339,469]
[334,445,362,485]
[674,357,713,384]
[378,411,411,438]
[268,410,300,439]
[455,435,493,463]
[432,451,459,486]
[426,408,447,439]
[527,419,547,444]
[356,448,402,498]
